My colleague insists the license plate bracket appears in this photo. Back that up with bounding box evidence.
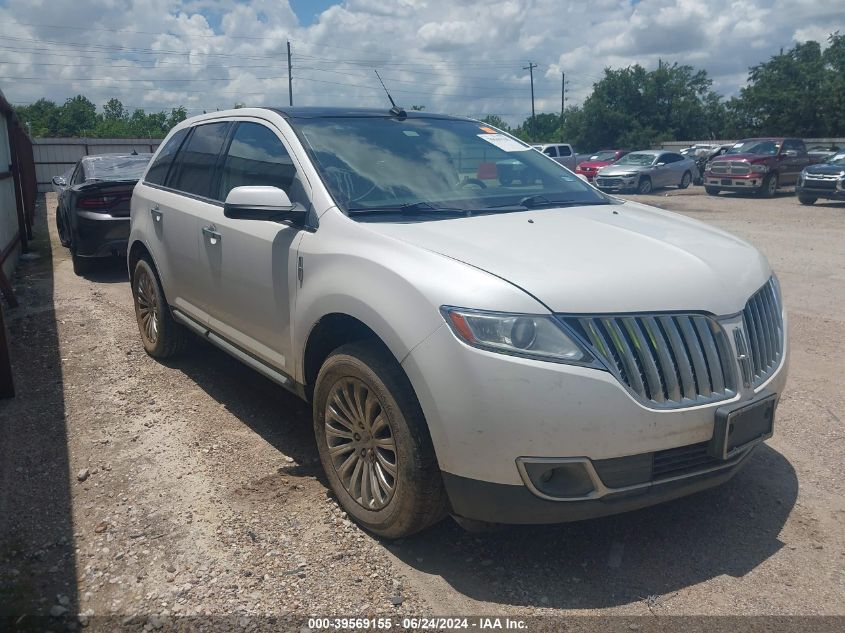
[710,393,777,460]
[721,178,732,186]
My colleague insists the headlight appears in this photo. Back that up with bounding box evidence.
[750,163,769,173]
[441,307,590,363]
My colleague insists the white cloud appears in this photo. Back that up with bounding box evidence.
[0,0,842,127]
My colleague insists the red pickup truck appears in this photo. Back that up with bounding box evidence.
[703,138,813,198]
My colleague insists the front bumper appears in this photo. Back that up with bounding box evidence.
[74,211,130,257]
[704,174,766,191]
[443,447,754,524]
[401,317,788,523]
[796,183,845,200]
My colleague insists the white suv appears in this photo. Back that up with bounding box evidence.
[129,108,788,538]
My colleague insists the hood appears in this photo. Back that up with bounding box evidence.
[805,163,845,176]
[363,200,770,315]
[711,153,766,163]
[598,163,652,175]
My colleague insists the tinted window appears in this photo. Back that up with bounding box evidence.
[146,128,188,186]
[558,145,572,157]
[169,122,231,199]
[662,153,683,164]
[782,139,805,154]
[543,146,557,157]
[71,163,85,185]
[219,123,299,202]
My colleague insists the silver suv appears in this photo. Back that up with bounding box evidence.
[129,108,787,538]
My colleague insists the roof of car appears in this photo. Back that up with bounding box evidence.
[270,106,470,120]
[628,149,664,155]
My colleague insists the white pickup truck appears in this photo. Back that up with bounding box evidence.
[533,143,579,170]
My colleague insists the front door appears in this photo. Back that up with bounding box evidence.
[197,120,310,374]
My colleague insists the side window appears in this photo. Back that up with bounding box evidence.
[168,122,231,199]
[558,145,572,157]
[218,122,302,203]
[662,153,681,164]
[783,139,805,154]
[145,128,189,186]
[543,146,557,157]
[72,162,86,184]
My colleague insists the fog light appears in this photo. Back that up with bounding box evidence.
[521,460,596,498]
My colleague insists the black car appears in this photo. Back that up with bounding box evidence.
[54,153,152,274]
[796,152,845,205]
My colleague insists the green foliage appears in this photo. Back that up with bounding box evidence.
[479,115,511,131]
[15,96,189,138]
[484,33,844,150]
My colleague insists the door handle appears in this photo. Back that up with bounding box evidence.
[150,205,163,222]
[202,225,222,245]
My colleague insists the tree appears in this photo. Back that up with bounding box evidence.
[102,98,127,121]
[410,105,425,111]
[56,95,98,137]
[15,99,60,136]
[479,115,510,131]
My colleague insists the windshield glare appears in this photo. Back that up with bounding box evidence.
[614,153,655,166]
[589,151,617,161]
[292,116,607,219]
[826,153,845,165]
[727,140,780,156]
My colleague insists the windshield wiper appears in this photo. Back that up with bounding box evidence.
[479,196,611,211]
[347,201,470,217]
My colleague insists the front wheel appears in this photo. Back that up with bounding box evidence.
[798,195,817,206]
[760,173,778,198]
[313,342,447,539]
[131,258,188,358]
[705,186,721,196]
[637,177,653,194]
[679,171,691,189]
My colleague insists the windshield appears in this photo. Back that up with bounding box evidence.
[84,155,152,181]
[588,150,618,161]
[727,140,780,156]
[825,153,845,165]
[614,153,655,166]
[291,116,608,220]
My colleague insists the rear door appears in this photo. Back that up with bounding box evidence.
[195,119,310,373]
[779,139,806,185]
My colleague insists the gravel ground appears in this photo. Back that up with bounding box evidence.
[0,189,843,630]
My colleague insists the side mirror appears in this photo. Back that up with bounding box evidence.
[52,176,67,186]
[223,186,305,224]
[784,149,798,158]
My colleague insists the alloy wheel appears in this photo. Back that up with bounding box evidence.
[135,268,160,345]
[324,377,398,510]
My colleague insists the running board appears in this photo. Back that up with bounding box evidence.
[171,308,303,398]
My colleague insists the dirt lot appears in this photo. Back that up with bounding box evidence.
[1,188,844,628]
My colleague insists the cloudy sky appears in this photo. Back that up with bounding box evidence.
[0,0,842,125]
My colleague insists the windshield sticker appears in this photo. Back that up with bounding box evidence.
[479,126,497,133]
[477,133,530,152]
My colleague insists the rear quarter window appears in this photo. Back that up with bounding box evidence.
[145,128,189,186]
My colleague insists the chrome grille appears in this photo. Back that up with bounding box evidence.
[562,314,736,408]
[742,279,784,387]
[710,161,750,175]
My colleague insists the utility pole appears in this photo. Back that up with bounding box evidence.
[560,71,565,141]
[287,41,293,107]
[523,62,537,141]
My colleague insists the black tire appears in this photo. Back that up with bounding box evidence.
[313,341,448,539]
[637,177,653,194]
[705,186,721,196]
[131,257,188,359]
[71,247,93,276]
[57,212,71,248]
[798,195,817,206]
[679,171,692,189]
[760,173,778,198]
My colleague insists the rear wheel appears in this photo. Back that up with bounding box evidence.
[636,177,653,194]
[71,247,93,276]
[313,342,447,538]
[131,258,188,358]
[679,171,692,189]
[798,195,817,206]
[705,186,721,196]
[760,173,778,198]
[56,212,71,247]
